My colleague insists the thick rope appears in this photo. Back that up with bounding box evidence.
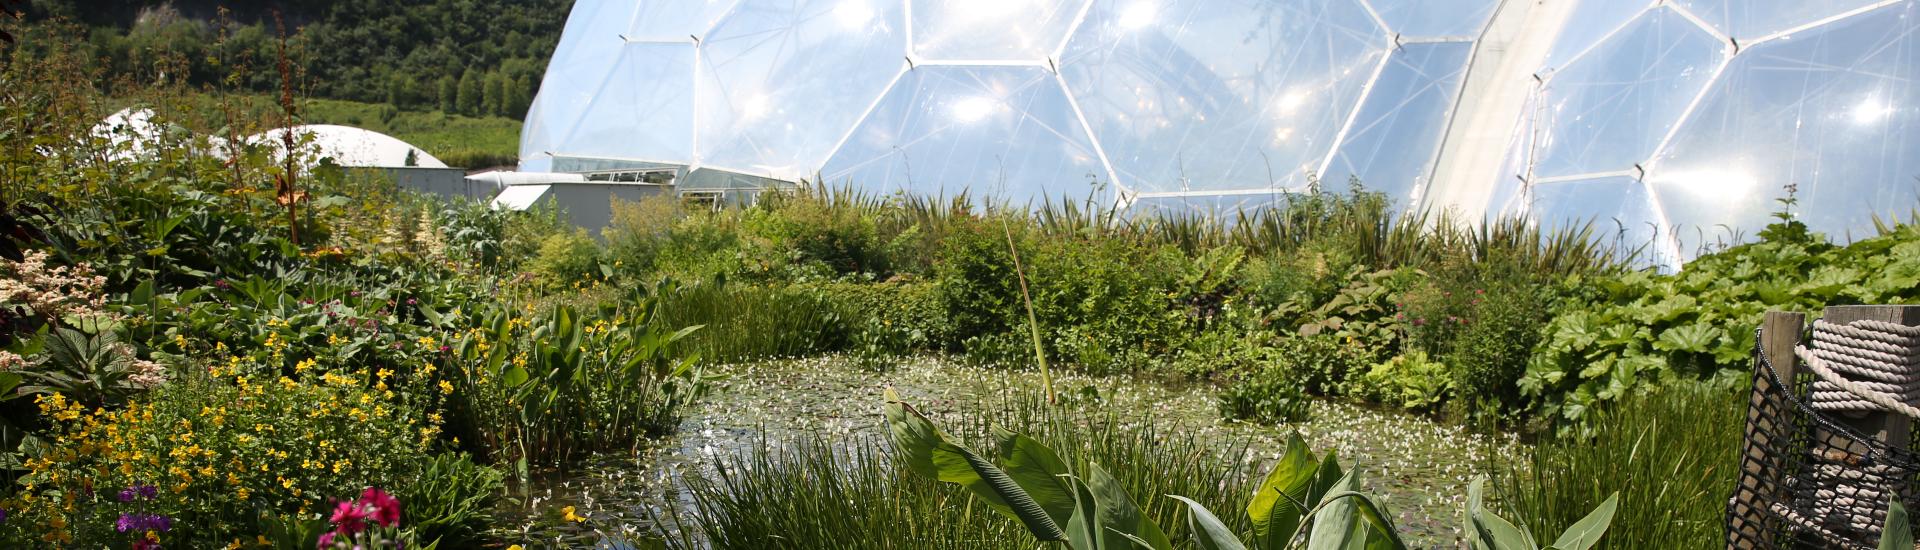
[1782,318,1920,544]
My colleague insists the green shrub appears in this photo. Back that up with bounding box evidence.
[1349,351,1452,412]
[529,229,603,289]
[1523,218,1920,427]
[1443,279,1556,420]
[1271,334,1374,397]
[399,452,504,548]
[1216,353,1313,423]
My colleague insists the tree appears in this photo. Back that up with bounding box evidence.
[511,74,534,120]
[455,68,481,116]
[436,75,457,114]
[484,71,507,117]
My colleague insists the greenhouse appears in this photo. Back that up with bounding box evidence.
[521,0,1920,263]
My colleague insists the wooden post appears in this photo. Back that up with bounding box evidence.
[1729,311,1804,550]
[1820,306,1920,456]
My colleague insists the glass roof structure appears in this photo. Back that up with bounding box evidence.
[523,0,1920,263]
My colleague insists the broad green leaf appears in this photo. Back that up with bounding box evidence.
[883,389,1063,541]
[1086,463,1172,550]
[1308,472,1407,550]
[1248,435,1318,548]
[1466,476,1533,550]
[993,427,1077,528]
[1882,499,1913,550]
[1171,495,1248,550]
[1547,492,1617,550]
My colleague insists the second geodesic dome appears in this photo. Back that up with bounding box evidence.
[521,0,1920,263]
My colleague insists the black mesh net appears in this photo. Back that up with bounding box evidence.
[1727,327,1920,550]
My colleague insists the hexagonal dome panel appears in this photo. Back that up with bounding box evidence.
[1530,6,1725,180]
[695,0,908,179]
[1525,175,1678,266]
[555,42,697,163]
[630,0,740,42]
[819,66,1110,206]
[1365,0,1501,38]
[1059,0,1388,194]
[1324,41,1472,208]
[910,0,1089,62]
[1540,1,1652,72]
[1651,1,1920,242]
[1673,0,1887,40]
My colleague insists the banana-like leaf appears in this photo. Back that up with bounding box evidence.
[1170,495,1248,550]
[1248,435,1319,548]
[1466,476,1534,550]
[883,389,1064,541]
[1085,463,1172,550]
[1547,491,1617,550]
[993,426,1078,528]
[1882,499,1913,550]
[1307,471,1408,550]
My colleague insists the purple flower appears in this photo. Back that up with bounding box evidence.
[120,484,157,502]
[116,513,172,533]
[119,488,136,502]
[140,485,158,499]
[0,507,9,523]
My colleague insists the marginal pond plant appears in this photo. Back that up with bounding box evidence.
[886,389,1618,549]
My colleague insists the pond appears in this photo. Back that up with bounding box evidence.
[501,355,1521,548]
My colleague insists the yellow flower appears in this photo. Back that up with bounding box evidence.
[439,380,454,395]
[508,546,524,550]
[561,505,585,523]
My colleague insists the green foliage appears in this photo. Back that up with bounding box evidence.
[1466,476,1617,550]
[1216,350,1314,423]
[9,366,431,548]
[1496,383,1742,549]
[24,1,565,117]
[664,391,1258,550]
[1523,220,1920,427]
[1349,352,1452,412]
[643,277,848,364]
[447,295,708,467]
[528,229,605,290]
[399,452,505,549]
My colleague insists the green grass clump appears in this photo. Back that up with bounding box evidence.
[658,393,1255,549]
[651,279,850,364]
[1497,383,1744,548]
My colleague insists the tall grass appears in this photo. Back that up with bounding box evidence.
[1496,383,1745,548]
[656,392,1256,549]
[650,279,849,364]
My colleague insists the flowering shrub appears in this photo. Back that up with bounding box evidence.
[0,250,108,332]
[4,355,432,547]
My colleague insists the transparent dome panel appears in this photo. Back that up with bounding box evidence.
[1530,7,1724,179]
[632,0,741,42]
[1059,0,1387,194]
[1674,0,1887,40]
[1525,176,1674,266]
[1365,0,1501,38]
[1128,193,1291,220]
[1324,41,1472,210]
[696,0,908,179]
[1650,2,1920,243]
[554,42,697,163]
[551,0,638,68]
[909,0,1088,61]
[819,66,1111,207]
[1540,0,1650,73]
[525,44,625,160]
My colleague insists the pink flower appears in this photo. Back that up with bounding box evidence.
[330,500,369,536]
[317,531,335,548]
[359,487,402,528]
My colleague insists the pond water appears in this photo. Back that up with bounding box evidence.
[499,355,1521,548]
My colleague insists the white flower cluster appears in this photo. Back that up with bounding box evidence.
[0,250,108,323]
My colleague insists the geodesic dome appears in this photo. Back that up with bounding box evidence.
[1501,0,1920,263]
[251,125,448,169]
[523,0,1920,261]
